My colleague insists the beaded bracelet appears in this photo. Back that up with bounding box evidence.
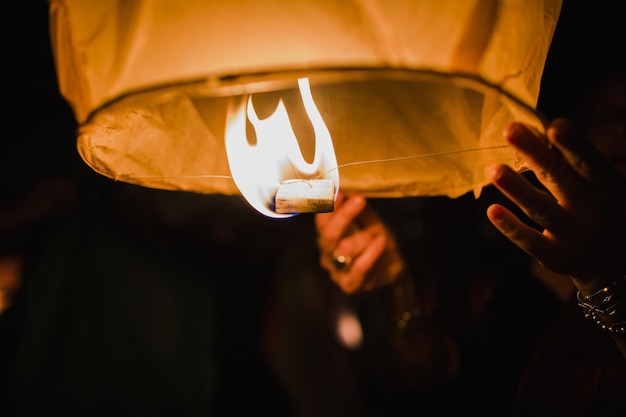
[577,275,626,334]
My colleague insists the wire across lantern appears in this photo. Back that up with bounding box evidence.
[49,0,563,217]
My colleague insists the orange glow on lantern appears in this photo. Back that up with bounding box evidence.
[48,0,563,217]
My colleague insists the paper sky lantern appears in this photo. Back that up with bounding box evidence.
[49,0,562,218]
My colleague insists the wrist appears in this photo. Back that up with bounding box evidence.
[576,275,626,334]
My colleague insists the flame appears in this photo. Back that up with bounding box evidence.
[225,78,339,218]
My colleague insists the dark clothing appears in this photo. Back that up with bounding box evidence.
[0,190,293,417]
[515,300,626,416]
[2,207,217,416]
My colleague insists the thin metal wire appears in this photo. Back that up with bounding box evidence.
[127,144,510,182]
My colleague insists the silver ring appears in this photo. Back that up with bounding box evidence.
[332,252,352,271]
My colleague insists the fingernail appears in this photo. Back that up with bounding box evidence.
[503,122,524,145]
[488,164,505,182]
[487,204,505,221]
[350,194,366,208]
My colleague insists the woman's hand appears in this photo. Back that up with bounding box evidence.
[486,119,626,296]
[315,192,408,294]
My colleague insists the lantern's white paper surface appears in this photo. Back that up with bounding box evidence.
[49,0,562,204]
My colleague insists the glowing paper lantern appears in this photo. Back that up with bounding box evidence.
[49,0,562,217]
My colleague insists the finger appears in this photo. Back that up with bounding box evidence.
[349,234,386,275]
[315,194,366,254]
[335,205,396,268]
[332,228,376,264]
[486,203,558,267]
[337,235,387,294]
[320,250,364,294]
[503,122,585,208]
[315,191,346,230]
[354,201,385,231]
[489,164,573,237]
[320,231,387,292]
[316,193,365,237]
[547,118,626,205]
